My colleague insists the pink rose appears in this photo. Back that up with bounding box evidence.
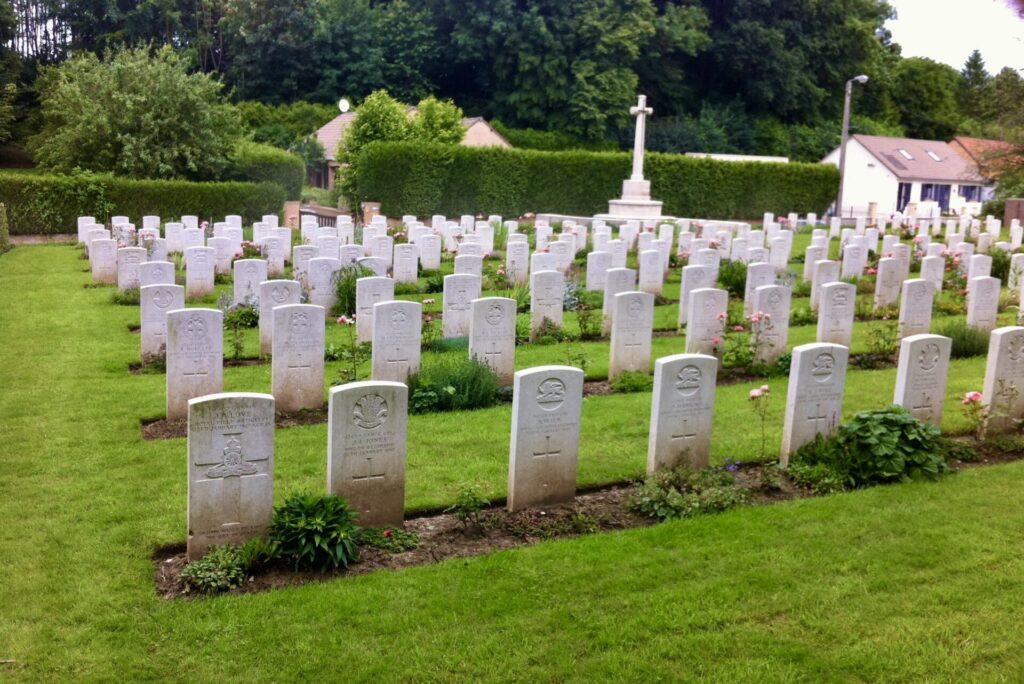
[962,391,983,404]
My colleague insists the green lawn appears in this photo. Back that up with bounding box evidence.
[3,244,1024,680]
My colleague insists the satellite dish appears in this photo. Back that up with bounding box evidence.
[338,98,351,113]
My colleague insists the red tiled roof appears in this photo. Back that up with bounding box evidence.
[852,135,986,183]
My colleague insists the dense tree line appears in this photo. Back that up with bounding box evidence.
[1,0,1022,161]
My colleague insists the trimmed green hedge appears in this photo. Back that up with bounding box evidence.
[352,142,839,219]
[0,171,286,235]
[226,140,305,200]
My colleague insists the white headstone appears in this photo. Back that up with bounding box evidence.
[392,243,419,284]
[817,282,855,347]
[685,288,727,357]
[371,301,422,383]
[442,274,481,338]
[967,276,1000,332]
[272,304,326,411]
[469,297,517,385]
[139,260,175,288]
[166,308,223,420]
[506,240,529,285]
[873,257,901,309]
[531,270,565,336]
[355,276,396,344]
[780,343,849,463]
[140,284,184,359]
[893,334,951,426]
[454,254,483,278]
[751,285,791,364]
[898,279,934,338]
[585,251,611,292]
[983,326,1024,433]
[647,354,718,471]
[603,267,637,335]
[90,238,117,283]
[507,366,585,512]
[184,246,215,299]
[258,279,301,355]
[327,381,408,527]
[609,291,654,379]
[308,257,343,314]
[637,250,663,295]
[919,255,945,293]
[419,234,442,271]
[187,392,274,560]
[116,247,146,291]
[743,262,775,316]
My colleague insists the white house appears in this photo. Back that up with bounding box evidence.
[822,135,994,218]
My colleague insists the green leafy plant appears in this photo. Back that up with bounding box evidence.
[180,544,247,595]
[716,259,747,297]
[331,315,371,383]
[935,319,989,358]
[269,492,359,572]
[356,527,419,553]
[407,354,500,413]
[110,287,139,305]
[561,346,591,377]
[533,318,576,345]
[628,465,748,522]
[446,483,490,532]
[790,406,949,488]
[786,459,847,495]
[332,264,377,317]
[610,371,653,393]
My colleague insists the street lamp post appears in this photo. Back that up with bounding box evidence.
[836,74,869,220]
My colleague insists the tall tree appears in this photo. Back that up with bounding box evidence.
[634,3,710,116]
[893,57,963,140]
[684,0,892,122]
[221,0,316,103]
[958,49,990,121]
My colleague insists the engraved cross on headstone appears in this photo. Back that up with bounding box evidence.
[911,393,933,421]
[204,433,258,526]
[352,455,385,483]
[387,346,409,372]
[671,418,697,447]
[807,403,830,432]
[532,435,561,461]
[184,355,209,377]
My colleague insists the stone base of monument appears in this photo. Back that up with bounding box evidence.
[601,198,666,219]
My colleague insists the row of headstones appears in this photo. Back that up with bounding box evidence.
[186,326,1024,560]
[152,290,523,420]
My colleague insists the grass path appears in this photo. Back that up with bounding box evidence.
[2,245,1024,680]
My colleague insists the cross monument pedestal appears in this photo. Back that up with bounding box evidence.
[600,94,666,220]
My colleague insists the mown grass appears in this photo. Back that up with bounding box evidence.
[3,244,1024,680]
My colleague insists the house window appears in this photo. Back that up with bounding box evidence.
[926,151,942,162]
[897,183,912,212]
[921,183,951,211]
[960,185,982,202]
[898,149,914,160]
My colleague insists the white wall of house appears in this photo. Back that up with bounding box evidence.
[823,139,900,216]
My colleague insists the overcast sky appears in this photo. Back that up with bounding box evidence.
[887,0,1024,72]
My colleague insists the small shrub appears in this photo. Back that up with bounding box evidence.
[356,527,419,553]
[422,270,445,294]
[181,543,247,594]
[610,371,653,393]
[394,281,423,296]
[446,482,489,531]
[786,460,847,495]
[561,346,591,376]
[935,319,989,359]
[533,318,576,345]
[790,406,949,488]
[628,465,748,521]
[180,539,277,598]
[422,336,469,353]
[716,259,747,298]
[270,492,360,572]
[111,287,140,305]
[407,355,500,413]
[332,264,377,317]
[225,303,259,328]
[789,306,816,327]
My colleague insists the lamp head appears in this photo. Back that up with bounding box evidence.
[853,75,869,84]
